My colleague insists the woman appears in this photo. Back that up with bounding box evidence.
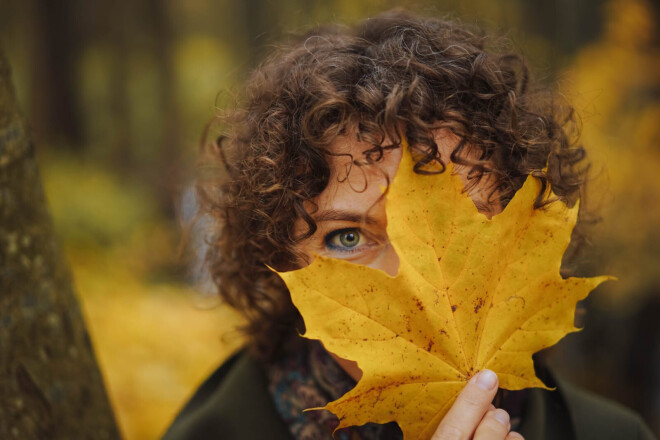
[164,10,655,440]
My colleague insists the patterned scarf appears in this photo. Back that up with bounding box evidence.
[267,340,525,439]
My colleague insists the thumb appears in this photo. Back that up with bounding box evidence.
[432,370,499,440]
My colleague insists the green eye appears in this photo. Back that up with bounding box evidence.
[326,228,362,250]
[339,230,360,247]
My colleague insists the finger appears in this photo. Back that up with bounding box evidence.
[431,370,499,440]
[473,408,510,440]
[506,432,524,439]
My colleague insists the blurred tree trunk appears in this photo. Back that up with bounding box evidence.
[31,0,83,150]
[109,0,134,174]
[522,0,605,54]
[0,51,120,439]
[149,0,181,216]
[238,0,273,68]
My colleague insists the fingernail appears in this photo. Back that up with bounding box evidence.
[493,409,509,425]
[476,370,497,390]
[508,432,524,439]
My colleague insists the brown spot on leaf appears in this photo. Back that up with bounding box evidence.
[451,305,457,312]
[474,297,485,313]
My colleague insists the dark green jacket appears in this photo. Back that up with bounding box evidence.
[162,351,656,440]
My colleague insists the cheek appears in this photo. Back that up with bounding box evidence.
[369,242,399,277]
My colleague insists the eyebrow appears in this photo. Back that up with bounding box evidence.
[312,209,378,224]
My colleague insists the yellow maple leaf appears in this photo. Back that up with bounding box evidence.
[277,144,610,440]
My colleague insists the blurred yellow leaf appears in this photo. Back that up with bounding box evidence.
[278,144,610,439]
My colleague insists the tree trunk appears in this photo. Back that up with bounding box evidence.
[149,0,182,216]
[0,50,120,439]
[30,0,83,150]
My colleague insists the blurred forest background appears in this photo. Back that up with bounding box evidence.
[1,0,658,438]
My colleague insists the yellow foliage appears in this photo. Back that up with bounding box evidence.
[279,146,609,439]
[562,0,660,300]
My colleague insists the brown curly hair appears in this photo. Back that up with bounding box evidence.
[196,9,589,361]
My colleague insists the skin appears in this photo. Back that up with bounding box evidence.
[295,129,523,440]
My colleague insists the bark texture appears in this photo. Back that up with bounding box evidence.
[0,50,120,439]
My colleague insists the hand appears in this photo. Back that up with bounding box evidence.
[431,370,524,440]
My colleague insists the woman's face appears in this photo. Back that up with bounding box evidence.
[295,129,501,277]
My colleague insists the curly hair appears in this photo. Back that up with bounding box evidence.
[196,9,589,361]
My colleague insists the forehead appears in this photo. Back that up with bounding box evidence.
[311,134,402,213]
[326,134,402,184]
